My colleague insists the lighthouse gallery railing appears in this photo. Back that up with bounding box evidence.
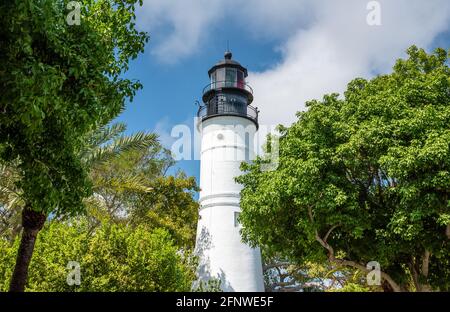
[198,80,258,125]
[197,98,258,125]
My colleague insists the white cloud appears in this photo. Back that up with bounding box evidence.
[137,0,450,125]
[137,0,225,64]
[250,0,450,126]
[136,0,313,63]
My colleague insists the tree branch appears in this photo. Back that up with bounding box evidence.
[308,204,401,292]
[324,224,340,243]
[263,262,291,271]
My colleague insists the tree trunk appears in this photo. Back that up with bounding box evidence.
[410,252,433,292]
[9,207,46,292]
[419,250,432,292]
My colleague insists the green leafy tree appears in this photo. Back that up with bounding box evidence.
[1,121,199,250]
[0,123,158,238]
[79,122,199,248]
[0,0,148,291]
[237,46,450,292]
[79,122,161,228]
[0,221,195,291]
[0,123,200,291]
[262,257,373,292]
[128,174,199,248]
[0,123,158,239]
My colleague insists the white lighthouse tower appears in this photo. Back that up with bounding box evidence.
[195,51,265,292]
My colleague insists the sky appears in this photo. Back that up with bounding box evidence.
[116,0,450,187]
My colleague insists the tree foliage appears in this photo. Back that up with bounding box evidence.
[237,46,450,292]
[0,123,200,290]
[0,0,149,291]
[0,221,195,291]
[0,0,148,216]
[262,256,374,292]
[127,174,199,248]
[80,123,199,248]
[0,124,200,291]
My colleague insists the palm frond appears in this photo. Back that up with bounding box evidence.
[94,173,153,194]
[94,122,127,145]
[83,132,159,166]
[80,122,127,156]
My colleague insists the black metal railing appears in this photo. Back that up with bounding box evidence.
[202,80,254,95]
[197,99,258,125]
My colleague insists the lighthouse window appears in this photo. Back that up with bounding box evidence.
[237,70,244,88]
[225,68,237,87]
[216,68,225,88]
[210,71,217,89]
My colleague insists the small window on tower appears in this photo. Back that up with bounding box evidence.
[216,68,225,88]
[234,212,240,227]
[237,70,244,88]
[210,71,217,89]
[225,68,236,87]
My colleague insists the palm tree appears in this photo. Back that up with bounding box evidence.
[79,122,171,230]
[0,122,161,238]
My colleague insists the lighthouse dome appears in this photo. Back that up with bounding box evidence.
[208,51,248,77]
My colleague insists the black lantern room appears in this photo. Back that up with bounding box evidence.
[198,51,258,128]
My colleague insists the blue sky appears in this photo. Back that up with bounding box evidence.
[115,0,450,187]
[116,22,281,182]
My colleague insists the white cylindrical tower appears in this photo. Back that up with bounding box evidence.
[195,51,264,292]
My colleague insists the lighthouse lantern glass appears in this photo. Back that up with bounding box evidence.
[237,70,244,88]
[216,68,225,88]
[210,71,217,89]
[209,67,246,90]
[225,68,236,87]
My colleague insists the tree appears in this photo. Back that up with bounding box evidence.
[0,122,200,288]
[262,256,374,292]
[80,122,199,248]
[128,173,199,248]
[0,123,201,290]
[236,46,450,292]
[0,123,158,238]
[0,220,196,291]
[0,121,199,249]
[0,0,148,291]
[79,122,161,228]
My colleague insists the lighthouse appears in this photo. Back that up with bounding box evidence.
[195,51,265,292]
